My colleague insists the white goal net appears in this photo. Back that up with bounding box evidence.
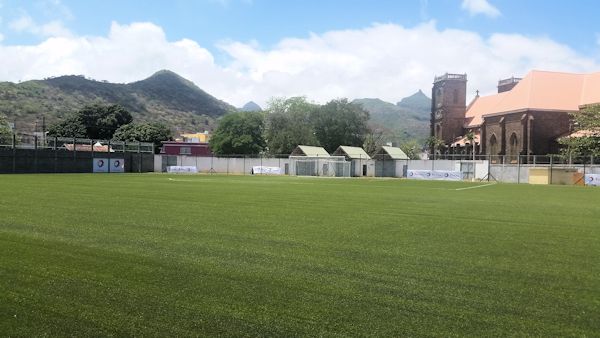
[289,156,351,177]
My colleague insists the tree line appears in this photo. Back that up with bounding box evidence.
[209,97,374,155]
[45,104,172,152]
[559,104,600,157]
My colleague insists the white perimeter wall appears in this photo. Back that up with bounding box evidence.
[156,155,491,180]
[392,160,489,180]
[155,155,289,174]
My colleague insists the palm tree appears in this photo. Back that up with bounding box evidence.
[426,136,446,159]
[465,132,475,161]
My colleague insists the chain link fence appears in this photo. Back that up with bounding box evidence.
[0,133,155,174]
[156,153,600,186]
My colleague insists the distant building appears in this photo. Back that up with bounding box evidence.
[160,141,211,156]
[431,70,600,158]
[179,131,211,143]
[290,145,331,157]
[332,146,373,177]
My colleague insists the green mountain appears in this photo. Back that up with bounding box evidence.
[240,101,262,112]
[0,70,236,133]
[397,89,431,111]
[353,91,431,144]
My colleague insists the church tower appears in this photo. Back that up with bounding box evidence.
[431,73,467,146]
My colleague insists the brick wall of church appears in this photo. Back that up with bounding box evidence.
[482,110,571,155]
[529,110,571,154]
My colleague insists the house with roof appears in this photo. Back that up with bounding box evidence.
[332,146,373,177]
[431,70,600,159]
[372,146,409,177]
[290,145,330,157]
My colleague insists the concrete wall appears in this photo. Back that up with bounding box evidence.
[350,159,375,177]
[155,154,600,185]
[155,155,289,175]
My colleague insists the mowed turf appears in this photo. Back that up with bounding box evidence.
[1,174,599,336]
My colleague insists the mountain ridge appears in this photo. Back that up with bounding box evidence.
[353,91,431,144]
[0,70,236,133]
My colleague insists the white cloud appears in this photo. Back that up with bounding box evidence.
[461,0,501,18]
[9,14,71,38]
[0,21,598,107]
[38,0,74,20]
[0,33,4,42]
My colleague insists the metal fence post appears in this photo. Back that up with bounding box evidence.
[34,135,38,173]
[138,141,142,173]
[583,159,586,184]
[54,136,58,173]
[517,155,521,184]
[107,139,111,174]
[12,133,16,173]
[73,137,77,172]
[549,154,553,184]
[487,154,491,182]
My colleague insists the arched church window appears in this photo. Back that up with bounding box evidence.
[508,133,519,157]
[489,134,499,155]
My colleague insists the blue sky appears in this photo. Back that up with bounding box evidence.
[1,0,599,105]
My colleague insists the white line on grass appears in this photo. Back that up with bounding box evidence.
[455,183,497,191]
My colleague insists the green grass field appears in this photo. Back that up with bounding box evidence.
[1,174,599,336]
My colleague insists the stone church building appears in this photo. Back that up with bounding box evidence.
[431,70,600,158]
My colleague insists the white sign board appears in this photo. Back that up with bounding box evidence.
[93,158,125,173]
[252,166,282,175]
[110,159,125,173]
[585,174,600,186]
[407,170,463,181]
[167,166,198,174]
[93,158,108,173]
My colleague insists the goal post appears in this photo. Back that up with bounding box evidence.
[289,156,351,177]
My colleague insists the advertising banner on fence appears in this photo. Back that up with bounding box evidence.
[111,159,125,173]
[407,170,463,181]
[585,174,600,186]
[252,166,282,175]
[93,158,108,173]
[167,166,198,174]
[93,158,125,173]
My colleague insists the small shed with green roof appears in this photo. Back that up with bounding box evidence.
[372,146,409,177]
[332,146,374,177]
[290,145,331,157]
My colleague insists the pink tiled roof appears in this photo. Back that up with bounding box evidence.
[563,129,600,138]
[581,72,600,106]
[451,131,480,147]
[464,70,600,127]
[464,93,508,127]
[64,144,113,152]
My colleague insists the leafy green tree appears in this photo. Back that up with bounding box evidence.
[0,115,13,144]
[48,104,133,139]
[312,99,370,153]
[559,104,600,157]
[399,140,422,159]
[113,122,173,153]
[47,114,87,138]
[363,124,389,155]
[209,111,266,155]
[264,97,319,154]
[79,104,133,139]
[426,136,446,157]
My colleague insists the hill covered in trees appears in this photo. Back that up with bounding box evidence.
[0,70,235,133]
[354,90,431,144]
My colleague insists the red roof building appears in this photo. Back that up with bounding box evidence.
[160,141,212,156]
[432,70,600,157]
